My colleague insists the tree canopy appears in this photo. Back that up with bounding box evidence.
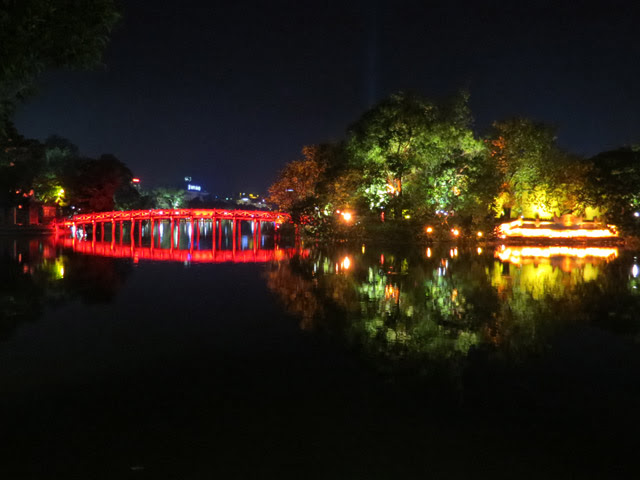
[268,90,640,237]
[0,0,120,133]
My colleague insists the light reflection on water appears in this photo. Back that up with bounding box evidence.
[265,243,640,373]
[3,236,640,476]
[3,236,640,374]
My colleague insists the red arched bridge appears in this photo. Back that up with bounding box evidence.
[55,209,294,259]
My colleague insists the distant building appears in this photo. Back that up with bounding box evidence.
[183,176,209,202]
[236,192,268,209]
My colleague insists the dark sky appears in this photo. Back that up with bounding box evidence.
[14,0,640,194]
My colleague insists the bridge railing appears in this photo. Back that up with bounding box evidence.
[57,208,291,227]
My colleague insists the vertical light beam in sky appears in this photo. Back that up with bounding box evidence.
[366,0,379,107]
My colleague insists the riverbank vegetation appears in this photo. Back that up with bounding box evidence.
[268,91,640,240]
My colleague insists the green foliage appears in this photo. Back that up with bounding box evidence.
[346,91,484,218]
[0,123,44,207]
[588,148,640,230]
[147,187,187,209]
[266,91,636,238]
[486,118,595,219]
[1,129,138,214]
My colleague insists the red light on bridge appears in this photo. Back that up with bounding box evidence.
[132,178,140,183]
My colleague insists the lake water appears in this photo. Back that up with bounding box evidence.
[1,234,640,478]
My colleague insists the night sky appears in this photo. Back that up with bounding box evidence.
[14,0,640,195]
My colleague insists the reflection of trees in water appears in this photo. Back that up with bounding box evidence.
[62,254,132,304]
[0,238,133,340]
[0,254,43,341]
[575,253,640,338]
[266,246,640,377]
[266,248,501,376]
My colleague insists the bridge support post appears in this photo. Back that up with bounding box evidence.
[189,218,195,252]
[232,218,237,252]
[170,218,174,250]
[212,219,216,253]
[92,221,96,242]
[253,220,259,251]
[150,218,155,250]
[257,221,261,249]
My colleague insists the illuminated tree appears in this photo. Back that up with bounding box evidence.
[487,118,556,217]
[347,91,484,219]
[486,118,592,219]
[588,148,640,228]
[267,145,328,212]
[31,136,80,206]
[147,187,186,209]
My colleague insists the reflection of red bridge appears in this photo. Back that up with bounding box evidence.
[57,238,302,264]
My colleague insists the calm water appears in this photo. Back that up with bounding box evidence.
[1,234,640,478]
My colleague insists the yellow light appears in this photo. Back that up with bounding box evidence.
[54,258,65,279]
[341,211,353,222]
[361,244,366,254]
[477,231,483,237]
[426,226,433,234]
[384,284,399,300]
[497,219,618,239]
[477,247,483,254]
[451,228,460,236]
[341,256,351,270]
[426,247,432,258]
[495,246,618,264]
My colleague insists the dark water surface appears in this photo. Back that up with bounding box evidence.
[1,236,640,478]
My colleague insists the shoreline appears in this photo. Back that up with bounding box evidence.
[0,225,56,236]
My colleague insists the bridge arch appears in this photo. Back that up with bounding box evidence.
[56,208,293,253]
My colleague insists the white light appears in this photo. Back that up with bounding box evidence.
[632,264,639,278]
[635,212,640,218]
